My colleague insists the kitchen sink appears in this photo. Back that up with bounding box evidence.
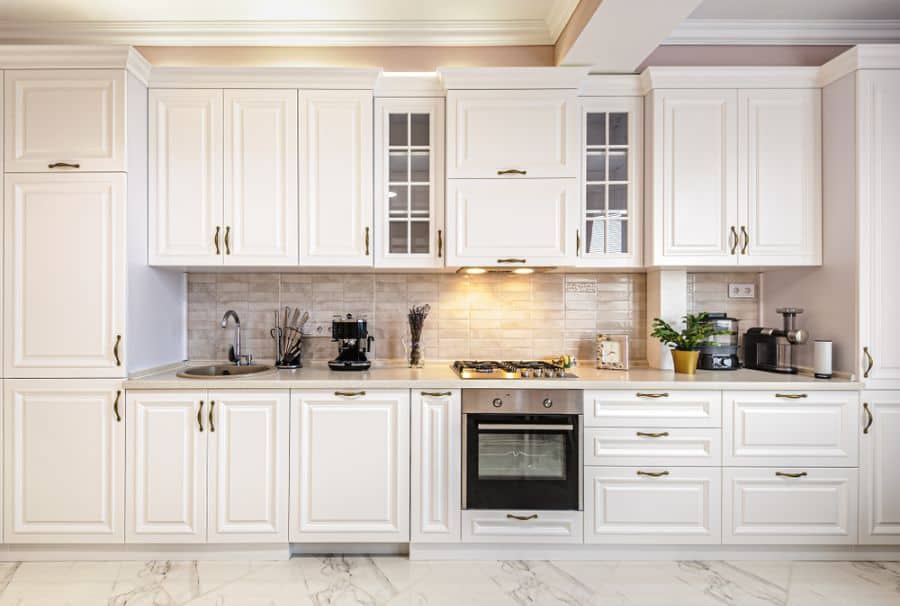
[177,364,274,378]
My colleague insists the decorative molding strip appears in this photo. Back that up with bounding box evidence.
[579,75,643,97]
[0,19,554,47]
[545,0,581,42]
[819,44,900,87]
[0,44,151,84]
[439,66,590,90]
[149,66,383,89]
[374,72,445,98]
[667,18,900,46]
[640,66,821,93]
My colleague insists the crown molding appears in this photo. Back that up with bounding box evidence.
[0,44,151,83]
[819,44,900,86]
[579,75,643,97]
[374,72,444,97]
[439,66,590,90]
[640,66,821,93]
[666,18,900,46]
[0,19,555,47]
[149,66,382,89]
[545,0,580,42]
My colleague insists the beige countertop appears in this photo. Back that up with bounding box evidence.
[125,361,860,391]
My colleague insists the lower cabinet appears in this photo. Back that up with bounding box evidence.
[126,389,288,544]
[462,510,583,544]
[290,389,410,542]
[4,380,124,543]
[584,467,722,544]
[859,391,900,544]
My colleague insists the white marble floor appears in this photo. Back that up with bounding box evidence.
[0,558,895,606]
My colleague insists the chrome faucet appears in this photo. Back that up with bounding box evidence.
[221,310,251,365]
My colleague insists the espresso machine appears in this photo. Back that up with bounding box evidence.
[328,313,375,371]
[743,307,809,374]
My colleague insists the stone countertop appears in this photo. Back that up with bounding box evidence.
[124,361,860,391]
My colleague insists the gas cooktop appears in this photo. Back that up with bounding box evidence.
[451,360,578,379]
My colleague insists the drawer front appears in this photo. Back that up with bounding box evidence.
[585,427,721,467]
[723,467,858,544]
[584,467,722,544]
[461,510,583,544]
[724,391,859,467]
[585,390,722,428]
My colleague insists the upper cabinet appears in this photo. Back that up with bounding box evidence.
[4,70,126,173]
[647,87,821,267]
[299,91,373,267]
[577,98,643,268]
[447,90,578,179]
[373,98,445,268]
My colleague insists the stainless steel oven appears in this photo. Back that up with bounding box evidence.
[462,389,583,511]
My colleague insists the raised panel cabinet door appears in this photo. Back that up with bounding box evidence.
[584,390,722,428]
[447,90,577,178]
[858,71,900,388]
[649,89,738,266]
[411,389,461,543]
[207,390,289,543]
[224,90,299,266]
[299,91,373,266]
[148,89,224,266]
[4,173,126,378]
[445,178,578,267]
[738,89,822,265]
[290,390,410,542]
[126,390,207,543]
[4,69,125,172]
[584,467,722,544]
[860,391,900,544]
[3,380,124,543]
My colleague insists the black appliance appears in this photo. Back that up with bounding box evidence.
[743,307,809,374]
[463,389,582,511]
[328,313,374,371]
[699,313,741,370]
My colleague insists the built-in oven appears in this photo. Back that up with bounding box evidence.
[462,389,583,511]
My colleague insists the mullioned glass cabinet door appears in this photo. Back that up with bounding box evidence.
[374,98,445,268]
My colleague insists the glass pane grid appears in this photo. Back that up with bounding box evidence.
[584,110,630,256]
[386,111,432,256]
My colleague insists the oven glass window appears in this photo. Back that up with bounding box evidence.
[478,432,567,480]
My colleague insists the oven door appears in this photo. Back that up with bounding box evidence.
[464,413,581,511]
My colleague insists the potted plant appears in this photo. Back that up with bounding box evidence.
[650,313,725,374]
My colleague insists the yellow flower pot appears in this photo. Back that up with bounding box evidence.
[671,350,700,374]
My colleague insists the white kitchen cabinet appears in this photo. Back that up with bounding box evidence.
[4,173,126,378]
[224,90,299,266]
[860,391,900,544]
[584,467,721,544]
[461,510,583,544]
[445,178,577,267]
[149,89,224,265]
[447,90,577,178]
[723,467,858,544]
[4,380,124,543]
[738,89,821,265]
[374,98,445,268]
[584,390,722,428]
[411,390,460,543]
[290,390,409,542]
[299,91,373,266]
[723,391,859,467]
[126,390,207,543]
[4,70,125,172]
[207,390,289,543]
[584,427,721,467]
[577,97,642,267]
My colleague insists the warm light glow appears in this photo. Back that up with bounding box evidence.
[464,267,487,275]
[512,268,534,275]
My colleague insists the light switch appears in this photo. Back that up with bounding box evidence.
[728,283,756,299]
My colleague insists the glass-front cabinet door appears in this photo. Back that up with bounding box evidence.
[374,98,445,268]
[578,97,643,267]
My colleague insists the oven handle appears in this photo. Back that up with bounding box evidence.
[477,423,574,431]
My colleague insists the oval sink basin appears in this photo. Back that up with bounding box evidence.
[177,364,274,379]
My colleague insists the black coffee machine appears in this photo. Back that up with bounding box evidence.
[743,307,808,374]
[328,313,375,371]
[699,313,741,370]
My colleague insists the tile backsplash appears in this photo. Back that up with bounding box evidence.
[687,272,761,331]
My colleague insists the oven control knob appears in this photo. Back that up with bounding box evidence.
[542,398,553,408]
[491,398,503,408]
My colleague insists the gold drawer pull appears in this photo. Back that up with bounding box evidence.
[224,226,231,255]
[497,169,527,176]
[863,346,874,378]
[209,400,216,432]
[197,400,204,432]
[214,226,221,254]
[506,513,538,521]
[636,431,669,438]
[113,390,122,422]
[636,392,669,399]
[637,470,669,477]
[776,471,808,478]
[365,227,370,256]
[741,226,749,254]
[113,335,122,366]
[775,393,807,399]
[437,229,443,258]
[421,391,452,397]
[48,162,80,169]
[335,391,365,397]
[863,402,873,434]
[497,258,526,264]
[730,226,739,255]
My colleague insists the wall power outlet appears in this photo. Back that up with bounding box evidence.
[728,283,756,299]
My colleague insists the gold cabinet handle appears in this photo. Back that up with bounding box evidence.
[776,471,807,478]
[335,391,365,397]
[214,226,221,255]
[637,470,669,477]
[224,226,231,255]
[506,513,538,521]
[775,393,808,399]
[197,400,204,432]
[365,227,370,256]
[636,431,669,438]
[497,258,526,264]
[209,400,215,433]
[437,229,443,258]
[576,229,581,256]
[863,402,874,434]
[113,390,122,423]
[740,226,749,254]
[421,391,452,397]
[48,162,80,169]
[636,392,669,399]
[730,226,739,255]
[863,346,874,378]
[497,169,527,176]
[113,335,121,366]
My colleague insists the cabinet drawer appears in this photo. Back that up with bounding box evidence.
[585,427,721,467]
[724,391,859,466]
[461,510,583,544]
[723,467,858,544]
[585,390,721,428]
[584,467,721,544]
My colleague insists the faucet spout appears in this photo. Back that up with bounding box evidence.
[221,310,243,364]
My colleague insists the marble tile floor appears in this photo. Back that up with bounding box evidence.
[0,557,895,606]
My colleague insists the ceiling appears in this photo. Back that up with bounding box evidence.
[689,0,900,21]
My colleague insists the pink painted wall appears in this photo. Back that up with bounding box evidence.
[637,45,850,70]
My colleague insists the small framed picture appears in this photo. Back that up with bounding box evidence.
[596,334,629,370]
